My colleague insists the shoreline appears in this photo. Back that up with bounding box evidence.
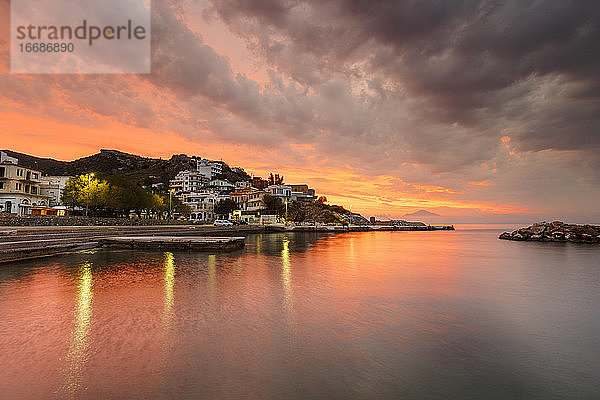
[0,223,454,264]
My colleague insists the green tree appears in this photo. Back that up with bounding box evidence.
[263,194,284,215]
[267,173,284,185]
[214,198,237,216]
[62,174,109,215]
[62,173,172,218]
[163,194,191,217]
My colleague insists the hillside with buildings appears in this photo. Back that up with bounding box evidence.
[1,149,372,225]
[1,149,250,188]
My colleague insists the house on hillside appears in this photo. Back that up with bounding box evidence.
[289,184,316,203]
[246,189,267,211]
[208,179,235,192]
[39,175,73,206]
[169,170,209,196]
[266,184,292,202]
[0,151,50,216]
[196,159,224,179]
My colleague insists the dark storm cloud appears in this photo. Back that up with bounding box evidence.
[209,0,600,152]
[2,0,599,216]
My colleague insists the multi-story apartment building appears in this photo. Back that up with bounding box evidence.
[230,188,251,207]
[183,191,217,222]
[246,189,267,211]
[39,175,73,206]
[235,180,251,189]
[196,159,223,180]
[169,170,209,195]
[266,184,292,202]
[289,184,316,202]
[0,152,49,215]
[208,179,235,192]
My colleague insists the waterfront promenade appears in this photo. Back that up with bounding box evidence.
[0,225,263,263]
[0,223,454,263]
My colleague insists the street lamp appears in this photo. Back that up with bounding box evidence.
[85,173,94,217]
[169,188,174,220]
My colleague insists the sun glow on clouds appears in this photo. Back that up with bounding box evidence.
[1,107,534,219]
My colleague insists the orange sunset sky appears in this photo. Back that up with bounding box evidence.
[2,1,599,223]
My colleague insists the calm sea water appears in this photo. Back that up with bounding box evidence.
[1,225,600,399]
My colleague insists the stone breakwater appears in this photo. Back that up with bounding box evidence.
[499,221,600,243]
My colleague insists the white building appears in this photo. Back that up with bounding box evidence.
[0,152,49,215]
[235,180,251,189]
[169,170,209,195]
[183,191,217,222]
[39,175,73,206]
[266,185,292,201]
[196,159,223,180]
[209,179,235,191]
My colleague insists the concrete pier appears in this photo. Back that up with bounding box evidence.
[100,236,245,251]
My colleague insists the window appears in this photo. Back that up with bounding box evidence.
[31,187,37,194]
[0,167,4,177]
[0,182,4,189]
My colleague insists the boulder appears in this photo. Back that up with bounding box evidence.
[531,224,546,235]
[499,232,511,240]
[512,233,525,240]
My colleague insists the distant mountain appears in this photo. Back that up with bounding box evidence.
[403,209,440,218]
[1,149,250,189]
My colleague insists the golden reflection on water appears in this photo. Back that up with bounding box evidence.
[62,262,93,397]
[161,252,176,371]
[281,238,293,314]
[163,252,175,326]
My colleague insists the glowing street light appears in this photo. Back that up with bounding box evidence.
[169,188,175,220]
[85,173,94,217]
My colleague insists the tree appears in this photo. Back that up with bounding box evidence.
[214,198,237,216]
[267,173,284,185]
[263,194,284,215]
[168,195,191,217]
[62,174,109,214]
[62,173,174,218]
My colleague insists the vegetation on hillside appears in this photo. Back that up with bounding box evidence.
[61,174,190,217]
[4,149,251,191]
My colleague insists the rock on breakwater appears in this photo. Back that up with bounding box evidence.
[499,221,600,243]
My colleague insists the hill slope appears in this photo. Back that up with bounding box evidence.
[2,149,249,189]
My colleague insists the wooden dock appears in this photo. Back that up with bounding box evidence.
[99,236,245,251]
